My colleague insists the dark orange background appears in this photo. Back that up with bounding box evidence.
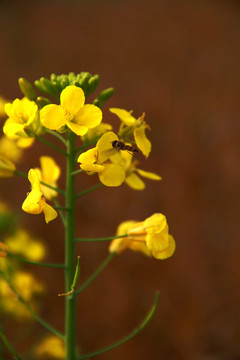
[1,0,240,359]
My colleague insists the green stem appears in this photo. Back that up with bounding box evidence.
[75,253,115,296]
[71,169,83,176]
[75,183,103,198]
[75,234,128,242]
[0,271,64,340]
[45,129,67,146]
[0,326,22,360]
[53,206,70,211]
[78,292,159,359]
[35,134,68,156]
[65,131,77,359]
[7,253,65,268]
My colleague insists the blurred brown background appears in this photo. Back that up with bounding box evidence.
[1,0,240,359]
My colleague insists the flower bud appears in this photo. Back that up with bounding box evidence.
[88,74,100,93]
[36,96,51,109]
[18,78,37,101]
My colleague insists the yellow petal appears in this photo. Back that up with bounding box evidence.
[98,163,125,187]
[42,201,58,223]
[152,234,176,259]
[22,190,43,214]
[97,131,118,163]
[28,169,41,192]
[40,104,66,130]
[17,137,34,148]
[109,108,136,126]
[144,213,168,235]
[3,120,26,137]
[109,237,130,254]
[66,120,88,136]
[78,148,98,164]
[146,232,169,253]
[134,128,151,158]
[40,156,60,182]
[136,169,162,180]
[128,241,152,257]
[74,104,102,129]
[125,172,145,190]
[60,85,85,114]
[81,163,105,173]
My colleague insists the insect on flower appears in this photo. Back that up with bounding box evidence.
[111,140,138,154]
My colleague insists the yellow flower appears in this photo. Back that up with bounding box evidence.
[110,108,151,157]
[35,335,65,359]
[34,156,61,200]
[22,169,57,223]
[78,131,125,187]
[0,271,44,319]
[109,213,175,260]
[0,155,16,177]
[3,97,42,140]
[40,85,102,136]
[5,229,45,261]
[0,242,8,257]
[0,135,23,163]
[111,151,161,190]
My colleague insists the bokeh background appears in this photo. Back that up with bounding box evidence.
[1,0,240,359]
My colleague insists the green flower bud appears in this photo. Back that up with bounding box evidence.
[98,87,114,101]
[36,96,51,109]
[18,78,37,101]
[88,74,100,93]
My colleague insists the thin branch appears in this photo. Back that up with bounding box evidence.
[0,326,22,360]
[45,129,67,146]
[0,271,65,340]
[78,292,160,359]
[75,183,103,198]
[75,253,115,296]
[7,253,66,269]
[35,134,68,156]
[75,234,128,242]
[71,169,83,176]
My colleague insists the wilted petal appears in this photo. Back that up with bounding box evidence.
[144,213,168,235]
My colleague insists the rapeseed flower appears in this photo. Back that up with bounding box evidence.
[34,156,60,200]
[0,135,23,163]
[35,335,65,359]
[22,169,57,223]
[78,131,125,187]
[3,97,42,140]
[110,108,151,157]
[109,213,175,260]
[0,271,44,319]
[111,151,161,190]
[0,155,16,177]
[40,85,102,135]
[5,229,45,261]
